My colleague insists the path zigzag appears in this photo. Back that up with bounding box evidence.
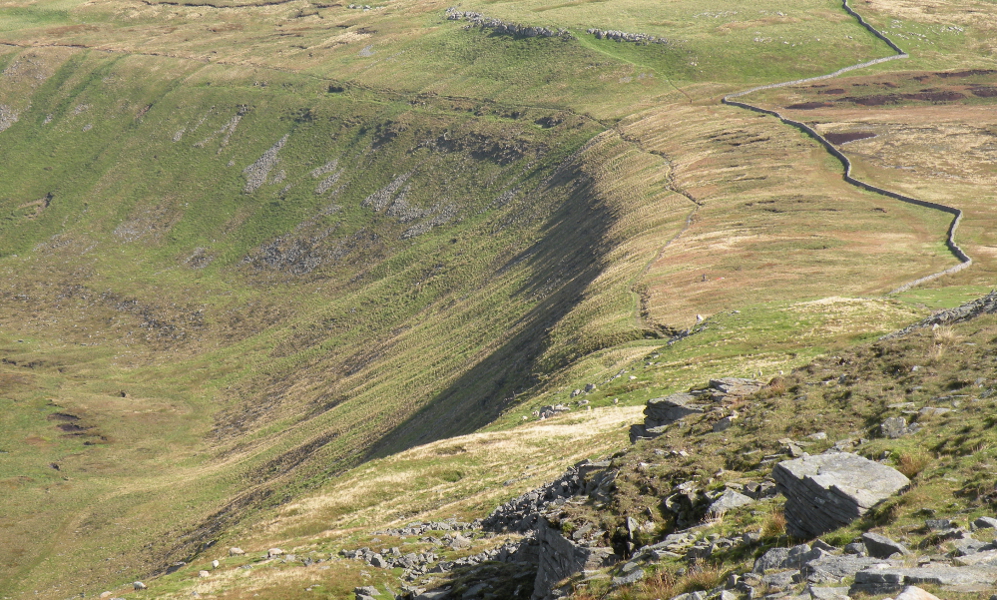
[722,0,971,294]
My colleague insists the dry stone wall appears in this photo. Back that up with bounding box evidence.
[532,519,616,600]
[722,0,971,294]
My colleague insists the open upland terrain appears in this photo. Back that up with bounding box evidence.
[2,0,997,599]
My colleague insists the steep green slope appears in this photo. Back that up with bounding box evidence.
[0,44,688,596]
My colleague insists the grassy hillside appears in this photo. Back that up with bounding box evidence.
[0,0,993,597]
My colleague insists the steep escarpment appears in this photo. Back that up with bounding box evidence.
[0,44,689,596]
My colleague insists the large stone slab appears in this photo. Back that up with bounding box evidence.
[772,453,909,538]
[851,565,997,594]
[953,548,997,566]
[709,377,763,398]
[644,393,704,428]
[801,554,897,583]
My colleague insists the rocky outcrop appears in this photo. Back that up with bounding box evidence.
[341,531,536,585]
[772,453,910,538]
[374,520,477,537]
[630,378,762,442]
[851,564,997,594]
[481,467,584,533]
[630,392,704,441]
[585,28,667,45]
[883,290,997,340]
[707,377,764,399]
[446,8,573,40]
[532,518,616,600]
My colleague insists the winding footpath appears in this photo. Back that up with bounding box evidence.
[721,0,972,294]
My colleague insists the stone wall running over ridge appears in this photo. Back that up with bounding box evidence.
[446,7,574,39]
[722,0,971,293]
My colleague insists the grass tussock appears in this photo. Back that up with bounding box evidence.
[761,509,787,539]
[638,569,677,599]
[681,562,727,593]
[898,449,933,478]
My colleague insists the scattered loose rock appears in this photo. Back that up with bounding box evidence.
[586,28,667,45]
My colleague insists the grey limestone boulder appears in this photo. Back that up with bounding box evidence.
[861,532,910,558]
[806,586,851,599]
[753,547,790,573]
[801,554,895,583]
[953,549,997,566]
[706,489,754,517]
[925,519,953,531]
[952,537,990,556]
[370,554,389,568]
[844,542,866,555]
[761,569,799,589]
[880,416,911,438]
[611,568,644,586]
[894,586,941,600]
[772,453,910,538]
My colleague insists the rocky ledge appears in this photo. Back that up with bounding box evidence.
[446,8,573,40]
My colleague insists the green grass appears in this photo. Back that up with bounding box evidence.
[0,0,992,597]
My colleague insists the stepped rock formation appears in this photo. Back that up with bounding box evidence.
[773,453,910,538]
[630,378,762,442]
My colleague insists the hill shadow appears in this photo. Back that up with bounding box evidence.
[362,144,626,460]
